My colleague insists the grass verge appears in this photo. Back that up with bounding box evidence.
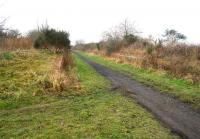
[0,51,178,138]
[78,51,200,110]
[0,50,58,110]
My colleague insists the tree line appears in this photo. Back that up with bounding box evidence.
[75,19,187,55]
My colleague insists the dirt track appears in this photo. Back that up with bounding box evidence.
[76,53,200,139]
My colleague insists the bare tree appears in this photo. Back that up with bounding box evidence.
[0,1,9,37]
[119,19,138,38]
[102,19,140,45]
[75,40,85,48]
[0,17,7,37]
[6,29,21,38]
[0,0,7,31]
[0,18,5,30]
[102,29,121,41]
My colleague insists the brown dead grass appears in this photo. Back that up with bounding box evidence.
[84,42,200,83]
[0,37,33,51]
[39,52,81,95]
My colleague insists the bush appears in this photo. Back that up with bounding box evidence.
[34,35,45,49]
[34,28,70,50]
[96,43,100,50]
[124,34,138,44]
[106,39,122,56]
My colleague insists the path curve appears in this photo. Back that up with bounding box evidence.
[76,53,200,139]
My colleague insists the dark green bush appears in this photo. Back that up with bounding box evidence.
[96,43,100,51]
[34,35,45,49]
[124,34,138,44]
[34,28,70,50]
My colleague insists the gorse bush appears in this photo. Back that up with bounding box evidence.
[43,29,70,48]
[34,27,70,50]
[34,35,45,49]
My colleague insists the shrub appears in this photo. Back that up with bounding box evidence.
[106,39,122,56]
[146,46,154,55]
[34,35,45,49]
[34,28,70,50]
[124,34,138,44]
[96,43,100,50]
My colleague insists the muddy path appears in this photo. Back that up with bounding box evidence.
[76,53,200,139]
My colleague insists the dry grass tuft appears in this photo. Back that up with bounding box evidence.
[38,52,80,95]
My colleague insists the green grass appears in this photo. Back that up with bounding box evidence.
[1,52,13,60]
[78,51,200,110]
[0,50,179,138]
[0,50,59,110]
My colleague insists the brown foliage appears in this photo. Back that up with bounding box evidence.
[142,45,200,83]
[62,49,75,70]
[83,40,200,83]
[0,37,33,51]
[40,50,80,95]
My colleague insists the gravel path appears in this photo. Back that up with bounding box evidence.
[76,53,200,139]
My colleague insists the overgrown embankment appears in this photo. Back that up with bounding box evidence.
[75,21,200,84]
[80,43,200,84]
[78,51,200,110]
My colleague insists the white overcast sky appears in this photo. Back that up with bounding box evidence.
[0,0,200,44]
